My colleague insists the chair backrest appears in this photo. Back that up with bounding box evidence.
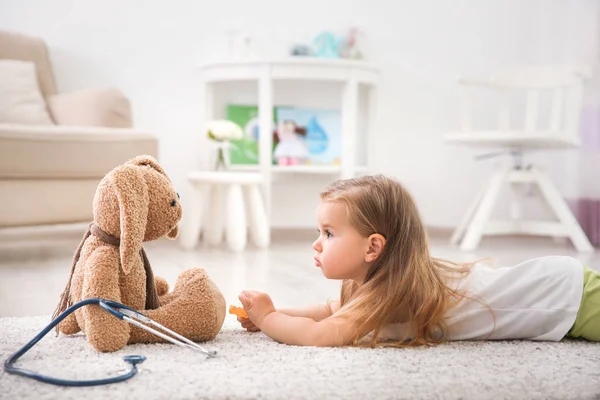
[460,65,590,138]
[0,30,57,100]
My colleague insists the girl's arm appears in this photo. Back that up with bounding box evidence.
[258,312,358,347]
[237,301,341,332]
[239,290,356,346]
[278,300,340,322]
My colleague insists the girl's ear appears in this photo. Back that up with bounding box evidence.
[365,234,386,263]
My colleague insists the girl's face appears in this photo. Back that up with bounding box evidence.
[312,201,371,282]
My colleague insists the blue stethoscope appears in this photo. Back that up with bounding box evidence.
[4,298,217,387]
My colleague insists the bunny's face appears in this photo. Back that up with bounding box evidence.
[143,167,182,241]
[92,155,182,274]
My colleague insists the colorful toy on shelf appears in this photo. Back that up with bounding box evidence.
[338,27,364,60]
[312,31,342,58]
[229,305,248,319]
[295,28,365,59]
[290,44,313,56]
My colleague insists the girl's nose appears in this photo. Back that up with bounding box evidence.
[312,237,322,252]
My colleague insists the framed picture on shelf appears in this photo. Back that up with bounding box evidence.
[226,104,342,167]
[226,104,276,165]
[275,107,341,166]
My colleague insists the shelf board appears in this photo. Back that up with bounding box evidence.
[199,57,380,73]
[227,165,368,175]
[197,57,381,85]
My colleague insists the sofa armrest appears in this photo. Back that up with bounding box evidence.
[47,88,133,128]
[0,124,158,179]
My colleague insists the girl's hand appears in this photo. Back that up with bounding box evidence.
[237,316,261,332]
[238,290,276,328]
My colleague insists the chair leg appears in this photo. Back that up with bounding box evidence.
[180,183,205,250]
[532,168,593,253]
[244,184,270,248]
[460,168,508,251]
[204,184,225,247]
[509,181,524,221]
[450,179,493,245]
[225,183,247,252]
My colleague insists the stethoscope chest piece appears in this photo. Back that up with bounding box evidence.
[123,355,146,366]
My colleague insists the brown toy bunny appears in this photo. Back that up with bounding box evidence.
[52,155,226,352]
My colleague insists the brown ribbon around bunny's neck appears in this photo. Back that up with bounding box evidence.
[52,222,160,329]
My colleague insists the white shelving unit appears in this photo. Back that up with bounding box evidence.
[198,58,381,223]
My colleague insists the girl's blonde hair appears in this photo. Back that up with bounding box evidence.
[321,175,481,347]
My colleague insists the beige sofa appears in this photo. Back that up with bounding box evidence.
[0,31,158,228]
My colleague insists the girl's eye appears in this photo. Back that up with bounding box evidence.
[316,229,333,239]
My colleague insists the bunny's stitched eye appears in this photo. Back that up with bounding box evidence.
[170,199,177,207]
[177,193,180,199]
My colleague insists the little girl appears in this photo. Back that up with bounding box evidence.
[237,175,600,346]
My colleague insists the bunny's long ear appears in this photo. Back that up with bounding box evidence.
[110,164,149,275]
[127,155,169,179]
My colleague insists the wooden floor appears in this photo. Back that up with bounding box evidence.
[1,231,598,317]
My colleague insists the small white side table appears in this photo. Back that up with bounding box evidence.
[180,171,270,252]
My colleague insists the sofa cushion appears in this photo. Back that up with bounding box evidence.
[48,88,133,128]
[0,60,54,125]
[0,30,56,100]
[0,124,158,178]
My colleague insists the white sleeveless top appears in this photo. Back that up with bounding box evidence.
[375,256,584,342]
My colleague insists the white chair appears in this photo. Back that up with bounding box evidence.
[445,65,594,252]
[180,171,270,252]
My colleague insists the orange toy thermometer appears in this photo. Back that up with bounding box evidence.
[229,305,248,319]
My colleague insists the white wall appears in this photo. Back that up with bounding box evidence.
[1,0,598,229]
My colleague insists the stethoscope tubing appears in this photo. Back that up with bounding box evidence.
[4,298,144,387]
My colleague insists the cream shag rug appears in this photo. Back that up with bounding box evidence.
[1,315,599,400]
